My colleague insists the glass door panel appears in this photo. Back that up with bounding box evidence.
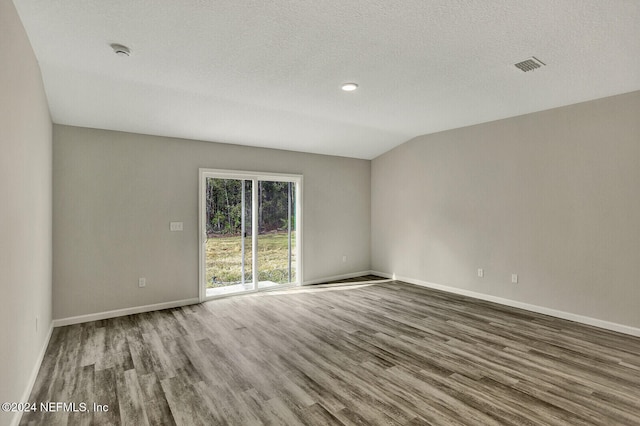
[257,181,296,289]
[205,178,253,297]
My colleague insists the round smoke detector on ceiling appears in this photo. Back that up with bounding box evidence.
[110,43,131,57]
[341,83,358,92]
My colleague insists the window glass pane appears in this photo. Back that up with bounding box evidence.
[257,181,296,288]
[205,178,253,297]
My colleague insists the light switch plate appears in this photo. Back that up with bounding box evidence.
[170,222,183,231]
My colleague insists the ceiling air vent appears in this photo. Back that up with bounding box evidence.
[514,57,546,72]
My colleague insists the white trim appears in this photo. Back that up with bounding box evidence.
[12,323,54,426]
[303,270,376,286]
[198,169,206,302]
[295,177,304,290]
[52,298,199,327]
[197,168,302,183]
[371,270,640,337]
[252,177,259,289]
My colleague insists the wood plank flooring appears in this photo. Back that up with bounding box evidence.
[22,281,640,425]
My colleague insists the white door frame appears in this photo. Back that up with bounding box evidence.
[198,168,303,302]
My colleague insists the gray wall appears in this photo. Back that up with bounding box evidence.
[53,125,371,320]
[0,0,52,424]
[372,91,640,328]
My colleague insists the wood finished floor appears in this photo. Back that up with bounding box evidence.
[22,281,640,425]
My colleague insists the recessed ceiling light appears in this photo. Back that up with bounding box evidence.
[110,43,131,57]
[341,83,358,92]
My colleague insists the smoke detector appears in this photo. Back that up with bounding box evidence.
[110,43,131,57]
[514,56,545,72]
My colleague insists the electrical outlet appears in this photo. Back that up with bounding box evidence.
[477,268,484,278]
[342,255,347,262]
[512,274,518,284]
[139,278,146,288]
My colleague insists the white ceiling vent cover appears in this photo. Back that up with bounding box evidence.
[514,57,546,72]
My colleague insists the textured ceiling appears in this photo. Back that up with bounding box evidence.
[12,0,640,159]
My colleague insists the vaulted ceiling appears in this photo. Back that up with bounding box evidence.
[12,0,640,159]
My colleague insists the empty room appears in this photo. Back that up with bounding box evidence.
[2,0,640,425]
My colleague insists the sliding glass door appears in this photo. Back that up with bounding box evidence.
[199,169,302,300]
[257,181,296,289]
[203,178,253,296]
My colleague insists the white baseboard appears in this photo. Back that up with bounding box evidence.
[303,270,376,286]
[53,273,382,326]
[52,298,200,327]
[12,322,54,426]
[371,270,640,338]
